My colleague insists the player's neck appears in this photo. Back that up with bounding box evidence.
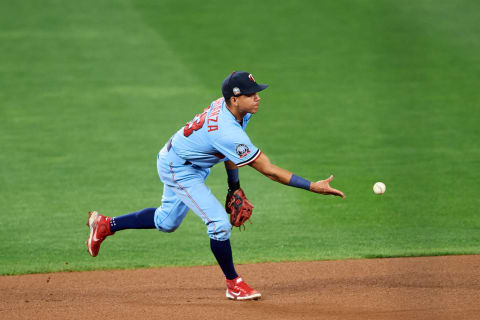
[226,105,245,123]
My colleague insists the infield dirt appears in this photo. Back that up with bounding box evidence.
[1,255,479,319]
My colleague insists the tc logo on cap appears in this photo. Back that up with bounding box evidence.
[248,74,256,83]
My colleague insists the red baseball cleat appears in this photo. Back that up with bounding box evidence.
[86,211,114,257]
[226,276,261,301]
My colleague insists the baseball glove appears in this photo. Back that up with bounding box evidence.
[225,188,254,230]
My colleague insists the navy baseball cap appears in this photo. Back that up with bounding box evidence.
[221,71,268,100]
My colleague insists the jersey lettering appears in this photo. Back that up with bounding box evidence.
[184,111,207,137]
[206,98,222,133]
[172,97,259,167]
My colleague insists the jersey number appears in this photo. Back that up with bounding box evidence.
[183,110,207,137]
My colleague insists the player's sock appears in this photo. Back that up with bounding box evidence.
[210,238,238,280]
[110,208,156,232]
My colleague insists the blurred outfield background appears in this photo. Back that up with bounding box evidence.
[0,0,479,275]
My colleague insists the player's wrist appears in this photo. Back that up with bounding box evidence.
[288,174,311,191]
[226,167,240,192]
[228,180,240,192]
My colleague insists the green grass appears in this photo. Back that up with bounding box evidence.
[1,0,479,275]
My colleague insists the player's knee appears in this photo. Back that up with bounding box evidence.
[161,225,178,233]
[154,207,187,233]
[156,218,180,233]
[157,221,179,233]
[207,220,231,241]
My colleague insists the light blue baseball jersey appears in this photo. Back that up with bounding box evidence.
[170,97,261,168]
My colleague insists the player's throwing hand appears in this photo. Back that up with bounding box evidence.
[310,175,345,198]
[249,153,345,199]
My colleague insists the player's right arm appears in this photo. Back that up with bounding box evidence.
[249,152,345,198]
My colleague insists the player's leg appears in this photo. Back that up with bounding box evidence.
[87,144,189,257]
[86,186,187,257]
[153,184,189,233]
[86,208,158,257]
[165,170,260,300]
[166,180,237,274]
[110,208,157,231]
[108,184,190,234]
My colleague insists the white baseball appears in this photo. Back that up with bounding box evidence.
[373,182,386,194]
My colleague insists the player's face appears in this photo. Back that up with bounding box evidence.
[235,93,261,114]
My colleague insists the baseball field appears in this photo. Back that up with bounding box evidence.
[1,0,479,318]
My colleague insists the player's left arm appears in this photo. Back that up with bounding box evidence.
[249,152,345,198]
[224,160,240,191]
[224,160,253,219]
[225,160,238,170]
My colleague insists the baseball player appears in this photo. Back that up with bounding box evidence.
[86,71,345,301]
